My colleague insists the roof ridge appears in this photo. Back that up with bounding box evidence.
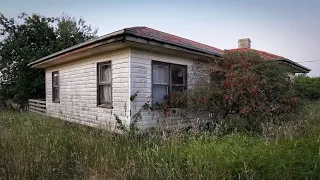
[227,48,284,59]
[123,26,146,31]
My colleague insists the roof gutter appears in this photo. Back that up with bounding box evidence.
[280,58,311,73]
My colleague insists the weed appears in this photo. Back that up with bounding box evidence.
[0,101,319,179]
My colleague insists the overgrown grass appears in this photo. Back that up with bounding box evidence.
[1,101,320,179]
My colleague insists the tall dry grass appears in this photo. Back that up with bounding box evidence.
[0,101,320,179]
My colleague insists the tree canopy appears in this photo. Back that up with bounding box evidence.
[294,75,320,100]
[0,13,97,107]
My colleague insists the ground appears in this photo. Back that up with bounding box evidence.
[0,101,320,179]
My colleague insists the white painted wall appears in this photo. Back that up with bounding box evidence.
[45,48,130,129]
[130,48,210,129]
[287,72,295,80]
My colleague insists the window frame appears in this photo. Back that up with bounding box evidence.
[151,61,187,104]
[97,61,112,108]
[52,71,60,103]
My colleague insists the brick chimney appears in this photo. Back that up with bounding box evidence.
[238,38,251,48]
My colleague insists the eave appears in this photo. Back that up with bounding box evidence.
[280,58,311,73]
[28,29,222,68]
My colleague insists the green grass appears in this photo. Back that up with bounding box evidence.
[1,101,320,179]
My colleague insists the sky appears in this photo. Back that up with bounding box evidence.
[1,0,320,76]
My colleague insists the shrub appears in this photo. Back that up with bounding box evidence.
[217,51,297,118]
[161,51,299,133]
[294,75,320,100]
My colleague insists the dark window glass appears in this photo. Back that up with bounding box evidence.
[52,71,60,103]
[171,66,185,85]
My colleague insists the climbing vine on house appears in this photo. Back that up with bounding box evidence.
[115,91,141,132]
[216,50,297,117]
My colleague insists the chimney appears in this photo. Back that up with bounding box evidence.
[238,38,251,48]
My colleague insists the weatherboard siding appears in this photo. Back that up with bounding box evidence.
[287,72,295,80]
[130,48,210,129]
[45,48,130,129]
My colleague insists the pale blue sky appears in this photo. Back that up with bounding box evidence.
[1,0,320,76]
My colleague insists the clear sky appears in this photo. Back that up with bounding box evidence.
[1,0,320,76]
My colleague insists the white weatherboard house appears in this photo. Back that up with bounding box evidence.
[28,27,310,130]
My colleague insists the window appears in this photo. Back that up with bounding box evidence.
[97,62,112,108]
[152,61,187,104]
[52,71,60,103]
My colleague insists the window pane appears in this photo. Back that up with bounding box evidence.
[100,85,111,103]
[153,64,169,84]
[100,64,111,83]
[53,72,59,87]
[171,66,185,85]
[172,86,185,92]
[53,87,59,102]
[152,85,168,104]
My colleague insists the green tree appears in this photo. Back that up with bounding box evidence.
[0,13,97,108]
[294,75,320,100]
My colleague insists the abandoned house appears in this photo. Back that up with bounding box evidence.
[28,26,310,130]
